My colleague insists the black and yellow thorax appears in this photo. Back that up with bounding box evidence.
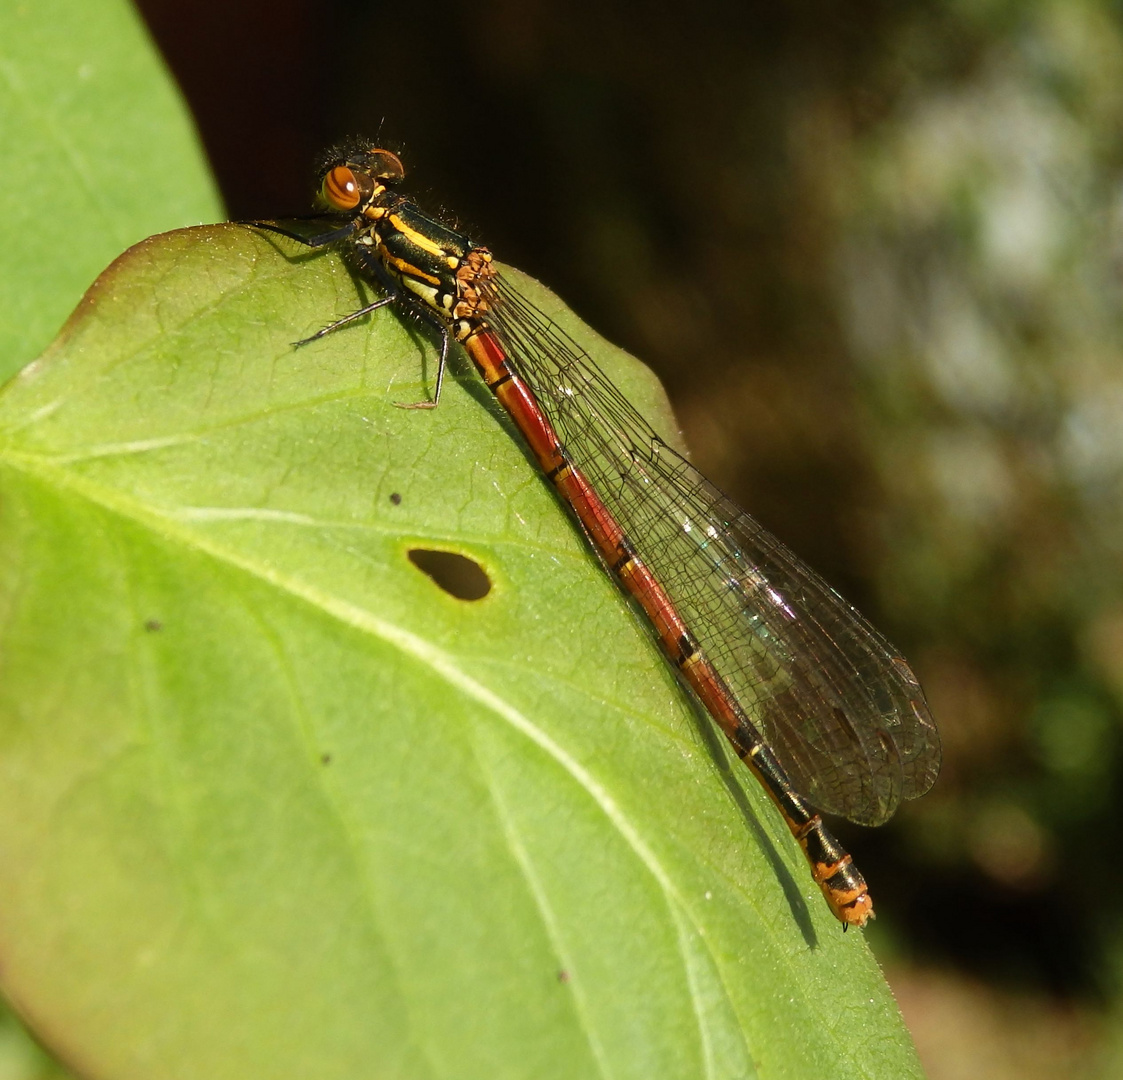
[319,152,495,342]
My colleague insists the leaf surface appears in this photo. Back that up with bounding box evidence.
[0,225,923,1079]
[0,0,222,379]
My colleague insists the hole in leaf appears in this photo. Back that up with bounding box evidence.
[407,548,491,601]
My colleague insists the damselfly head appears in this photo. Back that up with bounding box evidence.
[318,147,405,213]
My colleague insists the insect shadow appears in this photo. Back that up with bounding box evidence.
[690,701,819,949]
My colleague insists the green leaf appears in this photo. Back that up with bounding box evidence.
[0,0,223,381]
[0,1003,72,1080]
[0,225,923,1079]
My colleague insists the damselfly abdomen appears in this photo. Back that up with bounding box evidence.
[252,142,941,927]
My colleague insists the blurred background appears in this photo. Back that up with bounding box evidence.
[13,0,1123,1075]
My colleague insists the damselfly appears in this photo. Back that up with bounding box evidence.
[252,142,940,927]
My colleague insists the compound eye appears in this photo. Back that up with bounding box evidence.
[321,166,369,211]
[368,149,405,183]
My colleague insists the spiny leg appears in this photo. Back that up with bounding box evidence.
[294,295,398,347]
[393,323,450,410]
[292,276,452,409]
[248,220,450,409]
[248,220,358,249]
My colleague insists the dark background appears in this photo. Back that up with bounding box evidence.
[133,0,1123,1072]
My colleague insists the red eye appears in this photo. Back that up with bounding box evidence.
[322,166,364,210]
[368,149,405,182]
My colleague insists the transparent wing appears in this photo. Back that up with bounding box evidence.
[483,273,940,826]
